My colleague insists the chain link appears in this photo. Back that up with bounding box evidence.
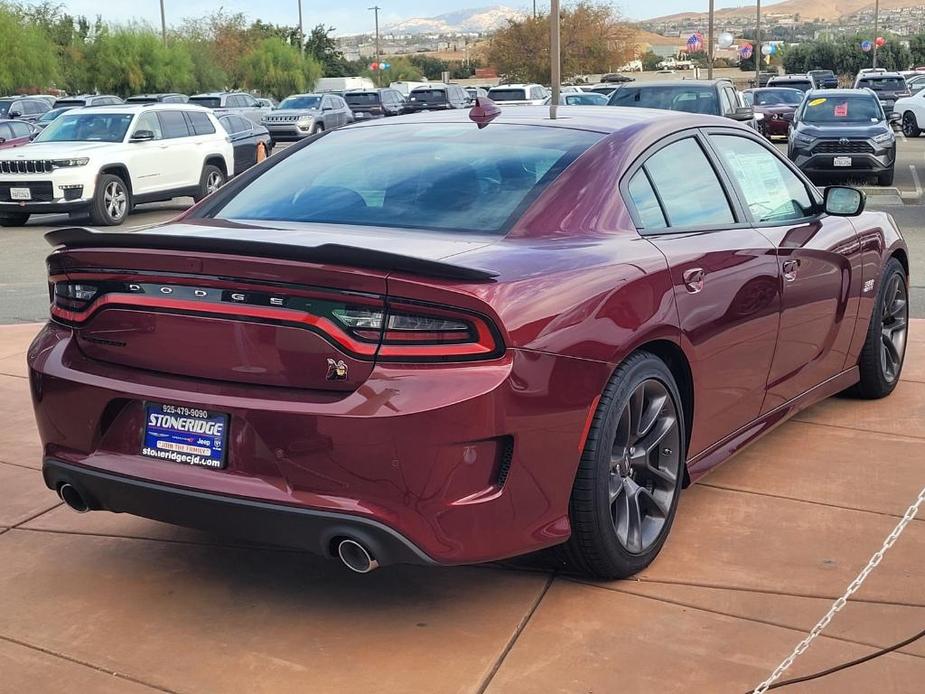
[751,485,925,694]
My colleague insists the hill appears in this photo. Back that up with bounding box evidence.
[647,0,922,23]
[384,6,525,35]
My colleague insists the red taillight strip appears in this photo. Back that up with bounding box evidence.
[378,314,497,358]
[51,295,378,356]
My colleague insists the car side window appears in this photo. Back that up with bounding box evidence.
[235,115,252,131]
[709,134,814,223]
[240,94,257,107]
[157,110,190,138]
[9,121,33,138]
[641,137,735,228]
[186,111,215,135]
[321,96,331,110]
[0,123,12,139]
[718,88,733,115]
[627,170,667,230]
[134,112,163,139]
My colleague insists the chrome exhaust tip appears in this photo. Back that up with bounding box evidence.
[337,538,379,573]
[58,483,90,513]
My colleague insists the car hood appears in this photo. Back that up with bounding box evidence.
[0,141,116,157]
[795,122,888,138]
[266,109,320,117]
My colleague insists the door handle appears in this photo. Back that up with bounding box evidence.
[682,268,705,294]
[782,259,800,282]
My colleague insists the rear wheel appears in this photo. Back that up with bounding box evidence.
[0,212,30,227]
[310,123,324,135]
[851,258,908,398]
[560,352,686,579]
[89,174,130,226]
[902,111,921,137]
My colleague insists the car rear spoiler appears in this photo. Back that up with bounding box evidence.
[44,227,498,282]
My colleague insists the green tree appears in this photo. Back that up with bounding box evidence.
[304,24,351,76]
[640,50,661,72]
[0,3,60,94]
[239,37,322,99]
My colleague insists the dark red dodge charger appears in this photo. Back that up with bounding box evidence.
[29,104,909,578]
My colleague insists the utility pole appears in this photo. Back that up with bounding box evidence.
[369,5,381,86]
[707,0,715,80]
[755,0,761,88]
[872,0,880,68]
[297,0,304,49]
[159,0,167,47]
[533,0,536,19]
[550,0,560,119]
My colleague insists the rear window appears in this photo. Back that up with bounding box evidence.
[53,99,86,108]
[609,86,718,114]
[488,88,528,102]
[212,123,602,234]
[189,97,222,108]
[345,93,380,105]
[858,77,906,90]
[409,89,447,104]
[127,96,157,103]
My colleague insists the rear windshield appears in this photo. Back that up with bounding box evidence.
[189,97,222,108]
[53,99,86,108]
[488,89,528,102]
[771,79,812,91]
[127,96,157,103]
[609,86,717,114]
[212,123,602,234]
[345,93,380,105]
[409,89,447,104]
[563,93,608,105]
[752,89,804,106]
[0,100,12,117]
[858,77,906,90]
[810,70,835,77]
[802,95,883,123]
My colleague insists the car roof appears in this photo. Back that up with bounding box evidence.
[856,72,903,78]
[190,92,252,98]
[62,103,212,115]
[616,80,723,88]
[489,84,541,89]
[769,75,812,80]
[805,88,877,98]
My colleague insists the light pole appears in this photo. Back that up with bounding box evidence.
[297,0,304,49]
[160,0,167,47]
[872,0,880,68]
[755,0,761,87]
[550,0,560,119]
[707,0,715,80]
[369,6,381,87]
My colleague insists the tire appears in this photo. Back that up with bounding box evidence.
[850,258,908,399]
[310,123,324,135]
[902,111,921,138]
[194,164,225,202]
[559,351,687,579]
[0,212,30,227]
[89,174,130,226]
[877,168,895,186]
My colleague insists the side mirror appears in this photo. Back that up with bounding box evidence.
[130,129,155,142]
[824,186,865,216]
[8,110,22,119]
[730,106,755,121]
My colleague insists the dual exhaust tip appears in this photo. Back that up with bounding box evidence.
[58,483,381,573]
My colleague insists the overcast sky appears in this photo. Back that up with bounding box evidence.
[22,1,773,35]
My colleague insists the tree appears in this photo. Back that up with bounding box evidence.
[640,50,661,72]
[238,37,322,99]
[0,3,60,94]
[304,24,351,76]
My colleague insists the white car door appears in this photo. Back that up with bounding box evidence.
[153,110,197,190]
[125,112,167,195]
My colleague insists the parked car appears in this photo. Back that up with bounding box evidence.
[853,72,910,119]
[486,84,548,105]
[126,93,189,104]
[608,81,756,129]
[894,88,925,137]
[742,87,804,138]
[53,94,124,108]
[465,86,489,101]
[601,73,635,83]
[255,97,277,109]
[188,92,270,125]
[0,96,51,122]
[583,84,619,96]
[344,88,406,120]
[906,74,925,95]
[788,89,896,185]
[0,119,38,149]
[218,114,272,175]
[20,94,58,107]
[766,74,816,93]
[546,92,609,106]
[261,93,352,141]
[404,84,470,112]
[32,105,908,580]
[807,69,839,89]
[33,106,74,131]
[0,104,233,227]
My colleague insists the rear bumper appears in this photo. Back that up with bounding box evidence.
[43,459,433,566]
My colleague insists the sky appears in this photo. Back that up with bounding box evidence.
[23,1,778,35]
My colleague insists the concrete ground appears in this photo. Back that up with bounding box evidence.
[0,323,923,692]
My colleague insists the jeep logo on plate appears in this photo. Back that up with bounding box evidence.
[326,358,348,381]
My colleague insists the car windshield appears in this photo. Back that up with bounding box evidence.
[858,77,906,90]
[801,95,883,123]
[344,93,379,105]
[753,89,804,106]
[35,113,134,142]
[609,86,718,114]
[488,89,528,101]
[189,97,222,108]
[279,96,322,110]
[773,80,812,91]
[409,89,447,104]
[810,71,835,78]
[563,93,608,105]
[212,123,602,234]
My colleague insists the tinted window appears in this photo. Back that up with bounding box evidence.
[771,79,813,92]
[0,100,12,117]
[488,88,528,102]
[187,111,216,135]
[644,138,734,227]
[563,93,608,105]
[157,110,190,138]
[609,86,719,114]
[802,95,883,123]
[345,92,380,105]
[53,99,86,108]
[409,89,447,104]
[279,96,321,110]
[218,116,239,133]
[189,97,222,108]
[0,123,12,139]
[134,112,163,139]
[10,121,32,137]
[859,77,906,90]
[627,171,667,230]
[710,135,813,223]
[752,89,804,106]
[213,123,602,234]
[239,94,257,107]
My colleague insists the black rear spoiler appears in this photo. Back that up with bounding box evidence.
[44,227,497,282]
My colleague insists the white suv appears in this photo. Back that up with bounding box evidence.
[0,104,234,227]
[486,84,549,105]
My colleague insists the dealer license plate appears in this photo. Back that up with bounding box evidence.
[9,187,31,200]
[833,156,852,167]
[142,403,229,469]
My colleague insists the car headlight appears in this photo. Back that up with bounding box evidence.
[51,158,89,168]
[794,133,815,146]
[297,116,313,125]
[873,131,895,145]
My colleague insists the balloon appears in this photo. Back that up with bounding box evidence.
[761,44,772,56]
[370,62,379,70]
[381,62,390,70]
[876,36,886,47]
[769,43,778,55]
[718,32,734,49]
[739,43,753,59]
[861,40,872,52]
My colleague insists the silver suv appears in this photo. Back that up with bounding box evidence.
[188,92,270,126]
[261,93,352,142]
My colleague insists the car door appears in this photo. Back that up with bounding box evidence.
[126,111,167,195]
[624,132,782,459]
[319,96,335,129]
[224,116,254,174]
[155,110,195,190]
[704,130,863,411]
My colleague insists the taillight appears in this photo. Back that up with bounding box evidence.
[53,281,100,312]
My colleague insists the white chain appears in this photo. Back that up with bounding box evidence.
[751,485,925,694]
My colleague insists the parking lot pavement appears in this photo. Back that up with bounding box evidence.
[0,322,923,692]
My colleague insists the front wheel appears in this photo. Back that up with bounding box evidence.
[560,351,686,579]
[89,174,130,226]
[194,164,225,202]
[902,111,921,137]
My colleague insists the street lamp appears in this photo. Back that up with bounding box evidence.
[160,0,167,47]
[369,6,381,87]
[707,0,714,80]
[550,0,560,119]
[297,0,304,49]
[755,0,761,87]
